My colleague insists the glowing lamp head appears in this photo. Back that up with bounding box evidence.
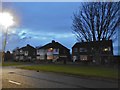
[0,12,15,28]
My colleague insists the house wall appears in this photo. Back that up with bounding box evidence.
[13,45,36,61]
[47,48,60,60]
[13,42,70,62]
[53,49,59,54]
[72,41,113,63]
[47,48,53,60]
[36,48,69,61]
[37,49,46,60]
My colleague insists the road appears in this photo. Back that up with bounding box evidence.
[1,66,118,88]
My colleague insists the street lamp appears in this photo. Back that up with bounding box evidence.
[0,12,15,63]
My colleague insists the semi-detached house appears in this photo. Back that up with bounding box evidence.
[36,40,70,62]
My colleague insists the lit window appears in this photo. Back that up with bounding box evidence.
[104,48,108,51]
[50,48,53,50]
[48,48,53,52]
[103,47,111,52]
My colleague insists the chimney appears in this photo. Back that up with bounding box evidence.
[52,40,55,43]
[27,44,30,46]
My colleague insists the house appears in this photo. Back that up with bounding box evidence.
[72,40,113,64]
[112,55,120,64]
[13,44,36,61]
[36,40,70,62]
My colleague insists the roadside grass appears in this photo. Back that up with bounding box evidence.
[20,64,118,79]
[2,61,25,66]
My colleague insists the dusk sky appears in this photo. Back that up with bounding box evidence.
[1,2,119,55]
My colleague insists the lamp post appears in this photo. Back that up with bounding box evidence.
[0,12,15,63]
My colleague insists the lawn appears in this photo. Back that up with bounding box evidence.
[20,64,118,79]
[2,61,25,66]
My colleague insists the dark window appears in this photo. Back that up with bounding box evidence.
[74,48,78,52]
[55,49,59,52]
[79,48,87,52]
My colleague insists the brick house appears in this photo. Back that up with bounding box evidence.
[36,40,70,62]
[13,44,36,61]
[72,40,113,64]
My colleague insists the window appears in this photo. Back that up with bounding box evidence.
[28,56,31,59]
[53,49,59,54]
[48,48,53,52]
[53,49,59,52]
[37,50,40,54]
[33,52,35,55]
[55,49,59,52]
[74,48,78,52]
[37,56,40,60]
[16,51,19,54]
[79,48,87,52]
[25,51,28,56]
[80,55,87,61]
[20,56,24,60]
[103,47,111,52]
[20,50,22,52]
[20,50,23,54]
[91,47,95,52]
[40,55,45,60]
[40,49,44,52]
[47,55,53,60]
[91,47,94,50]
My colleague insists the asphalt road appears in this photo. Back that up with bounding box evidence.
[1,66,118,88]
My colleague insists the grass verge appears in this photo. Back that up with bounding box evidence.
[2,61,25,66]
[20,64,118,79]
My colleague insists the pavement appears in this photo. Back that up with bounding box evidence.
[1,66,119,88]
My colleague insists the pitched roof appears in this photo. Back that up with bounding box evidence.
[38,40,69,51]
[72,40,113,48]
[20,44,35,51]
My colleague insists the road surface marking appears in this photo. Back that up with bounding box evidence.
[8,80,21,85]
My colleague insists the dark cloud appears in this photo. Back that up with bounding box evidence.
[21,32,27,36]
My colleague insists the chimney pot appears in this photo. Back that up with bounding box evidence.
[52,40,55,43]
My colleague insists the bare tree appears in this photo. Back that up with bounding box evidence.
[72,2,120,42]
